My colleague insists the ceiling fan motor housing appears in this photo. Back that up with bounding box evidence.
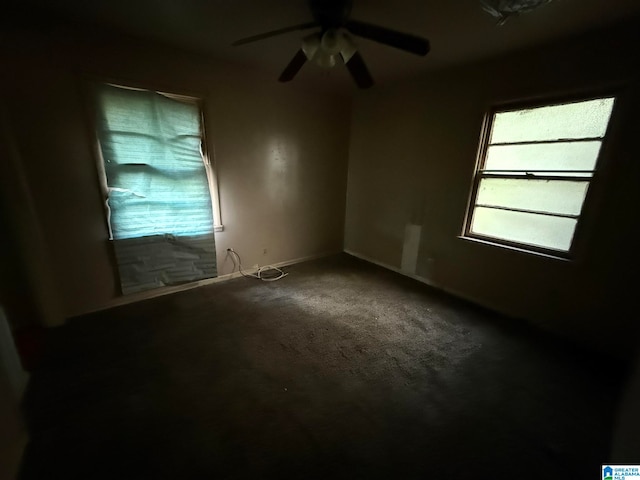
[310,0,353,28]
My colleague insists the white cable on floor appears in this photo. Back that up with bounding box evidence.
[227,248,288,282]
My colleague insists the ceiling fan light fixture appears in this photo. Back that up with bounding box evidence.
[339,33,357,63]
[301,33,321,59]
[303,30,350,68]
[314,50,339,68]
[320,29,342,55]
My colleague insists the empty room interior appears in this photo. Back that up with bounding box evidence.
[1,0,640,478]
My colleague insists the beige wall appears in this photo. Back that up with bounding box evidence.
[345,23,640,352]
[0,30,350,319]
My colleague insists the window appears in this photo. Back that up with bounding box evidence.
[96,84,221,239]
[463,96,615,257]
[95,84,220,294]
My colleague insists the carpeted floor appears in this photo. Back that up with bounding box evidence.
[18,254,624,479]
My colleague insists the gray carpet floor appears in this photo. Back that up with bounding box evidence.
[19,254,624,479]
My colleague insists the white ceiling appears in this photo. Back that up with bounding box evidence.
[10,0,640,88]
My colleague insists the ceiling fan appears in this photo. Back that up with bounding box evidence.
[231,0,430,89]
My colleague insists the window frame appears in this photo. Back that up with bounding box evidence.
[461,92,618,260]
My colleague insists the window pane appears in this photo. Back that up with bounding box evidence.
[485,141,602,172]
[490,98,614,143]
[471,207,577,251]
[475,178,589,216]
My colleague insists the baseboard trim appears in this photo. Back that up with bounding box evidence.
[344,248,440,287]
[82,250,340,315]
[343,249,519,320]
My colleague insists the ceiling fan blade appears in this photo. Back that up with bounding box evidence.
[232,22,318,46]
[279,49,308,82]
[345,20,430,56]
[344,51,374,89]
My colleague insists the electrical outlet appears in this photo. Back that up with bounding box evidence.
[252,264,259,269]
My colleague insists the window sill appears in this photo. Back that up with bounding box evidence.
[457,235,571,262]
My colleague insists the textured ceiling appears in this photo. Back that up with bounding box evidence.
[7,0,640,88]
